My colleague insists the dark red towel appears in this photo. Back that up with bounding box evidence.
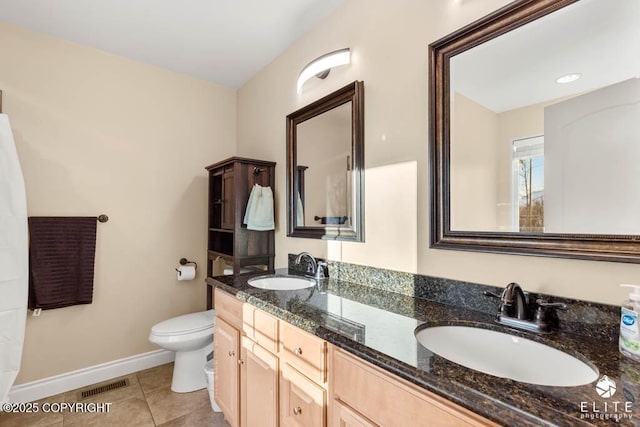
[28,217,97,310]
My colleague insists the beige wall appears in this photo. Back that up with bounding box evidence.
[0,22,236,384]
[236,0,640,305]
[450,92,498,231]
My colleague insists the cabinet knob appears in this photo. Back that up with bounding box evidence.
[238,359,244,365]
[293,406,302,416]
[228,350,235,357]
[293,347,303,356]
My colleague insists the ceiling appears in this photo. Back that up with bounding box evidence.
[452,0,640,113]
[0,0,344,88]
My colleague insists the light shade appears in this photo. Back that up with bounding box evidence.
[297,48,350,93]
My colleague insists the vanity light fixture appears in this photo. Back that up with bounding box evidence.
[556,73,581,84]
[297,48,350,93]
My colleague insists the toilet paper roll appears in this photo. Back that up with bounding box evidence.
[176,265,196,281]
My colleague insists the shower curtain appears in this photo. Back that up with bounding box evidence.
[0,113,28,404]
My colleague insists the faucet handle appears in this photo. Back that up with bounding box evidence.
[483,290,502,299]
[315,261,328,279]
[536,299,568,310]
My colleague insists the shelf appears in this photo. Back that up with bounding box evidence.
[208,250,233,259]
[206,157,275,299]
[209,228,234,233]
[209,231,234,256]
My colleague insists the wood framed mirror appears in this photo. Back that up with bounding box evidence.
[429,0,640,263]
[287,81,364,241]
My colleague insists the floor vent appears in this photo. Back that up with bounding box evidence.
[78,378,130,400]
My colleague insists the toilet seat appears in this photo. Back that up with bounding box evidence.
[151,309,215,337]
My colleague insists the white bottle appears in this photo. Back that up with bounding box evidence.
[620,284,640,362]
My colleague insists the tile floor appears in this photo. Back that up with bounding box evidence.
[0,363,230,427]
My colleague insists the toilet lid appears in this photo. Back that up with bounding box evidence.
[151,309,215,336]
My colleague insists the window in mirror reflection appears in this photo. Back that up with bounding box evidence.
[295,102,352,228]
[512,136,544,233]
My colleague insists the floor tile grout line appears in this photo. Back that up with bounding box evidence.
[136,371,161,426]
[142,395,158,427]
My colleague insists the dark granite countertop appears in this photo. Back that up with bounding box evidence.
[211,269,639,427]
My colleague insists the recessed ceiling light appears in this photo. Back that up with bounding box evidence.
[556,73,581,84]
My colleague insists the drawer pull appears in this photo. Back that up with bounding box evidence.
[293,406,302,415]
[228,350,235,357]
[293,347,303,356]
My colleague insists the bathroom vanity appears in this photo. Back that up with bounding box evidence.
[210,261,629,427]
[213,287,494,427]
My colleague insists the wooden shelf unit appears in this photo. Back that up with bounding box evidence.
[205,157,276,308]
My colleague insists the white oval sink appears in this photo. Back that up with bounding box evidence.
[248,275,315,291]
[415,326,598,387]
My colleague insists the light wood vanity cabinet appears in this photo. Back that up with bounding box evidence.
[241,336,278,427]
[214,289,244,427]
[332,399,377,427]
[329,347,498,427]
[280,321,327,384]
[215,288,327,427]
[280,362,326,427]
[213,317,240,427]
[214,288,496,427]
[279,323,327,427]
[215,289,281,427]
[241,303,280,427]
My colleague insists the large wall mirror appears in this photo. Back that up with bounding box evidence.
[430,0,640,262]
[287,81,364,241]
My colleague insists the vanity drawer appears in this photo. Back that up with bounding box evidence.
[214,288,243,330]
[279,322,326,384]
[243,304,279,353]
[331,347,497,427]
[280,362,326,427]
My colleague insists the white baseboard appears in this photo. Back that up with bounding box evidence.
[8,349,175,403]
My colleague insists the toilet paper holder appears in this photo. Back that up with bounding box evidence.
[177,258,197,270]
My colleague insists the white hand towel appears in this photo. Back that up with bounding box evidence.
[244,184,275,231]
[243,184,259,226]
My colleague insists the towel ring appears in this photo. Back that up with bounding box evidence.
[253,167,265,175]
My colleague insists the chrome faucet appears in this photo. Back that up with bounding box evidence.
[484,282,567,333]
[294,252,327,280]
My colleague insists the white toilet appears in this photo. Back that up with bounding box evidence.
[148,309,215,393]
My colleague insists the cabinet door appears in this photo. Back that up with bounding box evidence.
[280,363,326,427]
[214,318,240,427]
[222,170,235,230]
[331,400,377,427]
[241,337,278,427]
